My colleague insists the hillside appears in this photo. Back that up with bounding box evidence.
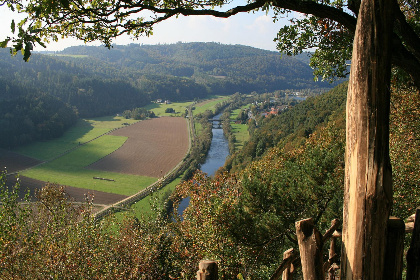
[55,43,333,95]
[225,82,348,171]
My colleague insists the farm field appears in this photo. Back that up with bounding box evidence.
[4,97,229,210]
[18,117,188,197]
[21,135,156,196]
[89,117,189,178]
[15,116,139,161]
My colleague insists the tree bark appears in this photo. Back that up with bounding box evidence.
[341,0,394,279]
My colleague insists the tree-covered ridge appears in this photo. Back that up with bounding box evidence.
[55,43,333,92]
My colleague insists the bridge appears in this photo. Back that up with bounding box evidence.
[208,119,223,128]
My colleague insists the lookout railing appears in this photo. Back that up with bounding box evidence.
[197,208,420,280]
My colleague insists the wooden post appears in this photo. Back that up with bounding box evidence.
[282,248,295,280]
[407,208,420,280]
[327,235,337,280]
[296,218,324,280]
[197,260,218,280]
[341,0,394,279]
[269,248,299,280]
[383,216,405,280]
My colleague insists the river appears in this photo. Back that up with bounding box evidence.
[177,113,230,215]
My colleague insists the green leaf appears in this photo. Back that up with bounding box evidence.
[60,0,70,9]
[11,20,15,34]
[23,42,33,61]
[0,38,10,48]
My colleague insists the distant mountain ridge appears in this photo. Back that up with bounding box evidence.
[56,42,317,82]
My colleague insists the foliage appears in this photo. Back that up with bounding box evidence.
[389,85,420,219]
[164,108,175,114]
[123,107,155,120]
[172,120,345,279]
[0,174,179,279]
[0,91,78,149]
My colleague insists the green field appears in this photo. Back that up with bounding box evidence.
[113,174,184,220]
[16,116,139,161]
[230,107,250,150]
[21,135,156,195]
[192,96,230,115]
[144,101,193,117]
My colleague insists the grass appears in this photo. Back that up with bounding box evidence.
[192,96,230,115]
[111,174,184,221]
[144,101,194,117]
[231,124,249,150]
[230,107,250,151]
[16,116,139,161]
[21,135,157,196]
[194,122,203,136]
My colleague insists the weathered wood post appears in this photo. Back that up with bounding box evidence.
[406,208,420,279]
[282,248,295,280]
[269,248,299,280]
[197,260,218,280]
[383,216,405,280]
[327,231,341,280]
[296,218,324,280]
[341,0,395,279]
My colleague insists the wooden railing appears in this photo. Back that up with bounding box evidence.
[196,208,420,280]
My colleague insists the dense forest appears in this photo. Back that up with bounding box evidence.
[0,43,334,149]
[2,81,418,278]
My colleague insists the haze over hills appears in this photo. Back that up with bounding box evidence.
[0,42,335,148]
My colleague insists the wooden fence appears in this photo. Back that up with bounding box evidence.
[196,208,420,280]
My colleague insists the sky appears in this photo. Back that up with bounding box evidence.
[0,1,294,52]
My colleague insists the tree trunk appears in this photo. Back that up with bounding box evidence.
[341,0,394,279]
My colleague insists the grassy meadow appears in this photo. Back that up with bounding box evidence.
[144,101,193,117]
[16,116,139,161]
[192,96,230,115]
[230,107,250,150]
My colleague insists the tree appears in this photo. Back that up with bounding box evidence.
[341,1,394,278]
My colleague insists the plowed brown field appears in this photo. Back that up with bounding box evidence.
[88,117,189,178]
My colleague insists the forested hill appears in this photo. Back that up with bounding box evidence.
[54,42,332,94]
